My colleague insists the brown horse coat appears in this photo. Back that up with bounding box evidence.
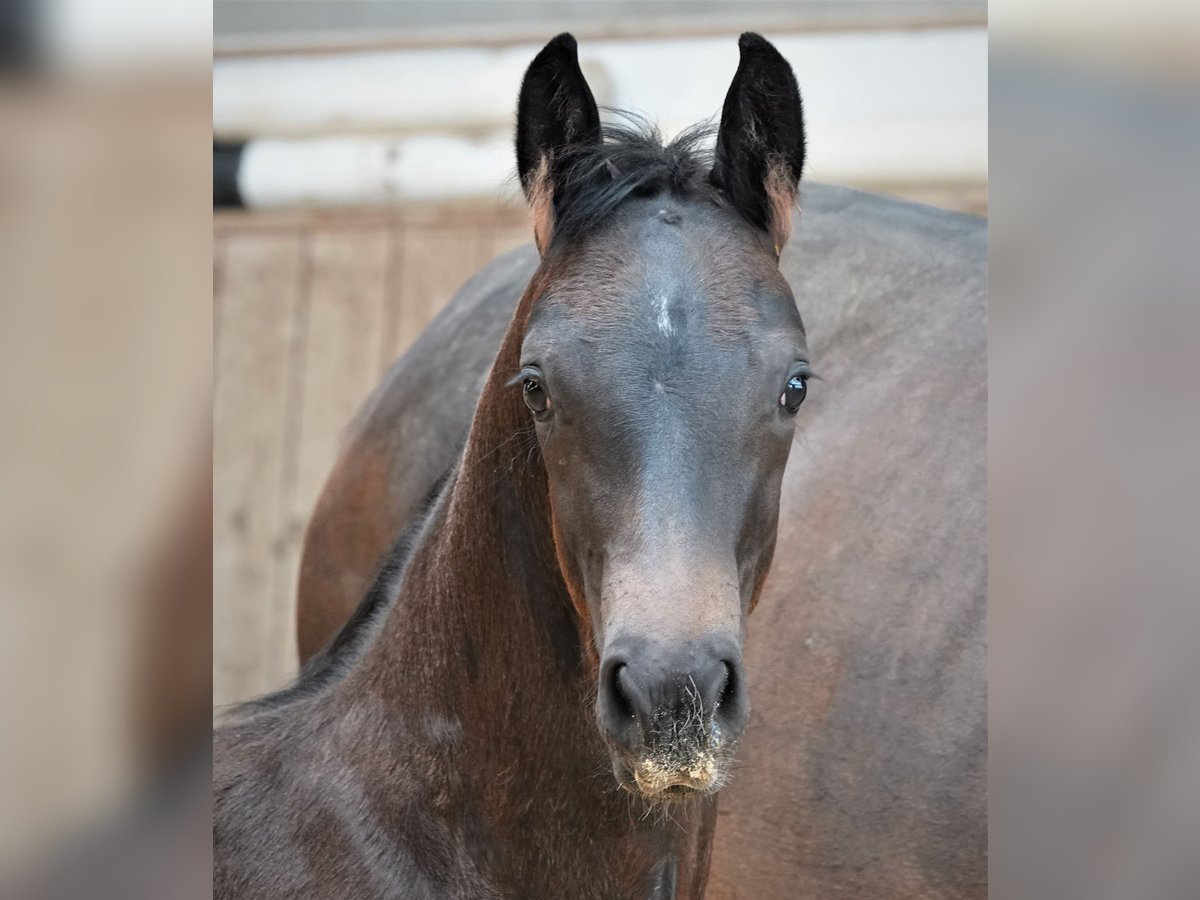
[293,183,987,897]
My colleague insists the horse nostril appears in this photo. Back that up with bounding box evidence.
[609,667,638,724]
[714,661,734,711]
[599,649,748,753]
[710,658,747,734]
[598,659,652,751]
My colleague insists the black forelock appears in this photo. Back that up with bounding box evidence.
[547,112,718,249]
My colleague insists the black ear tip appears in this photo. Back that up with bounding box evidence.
[526,33,580,77]
[737,32,775,55]
[544,32,579,55]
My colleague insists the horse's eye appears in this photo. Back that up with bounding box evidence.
[780,375,807,413]
[523,378,550,414]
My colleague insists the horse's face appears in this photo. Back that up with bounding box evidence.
[514,32,806,799]
[519,200,807,797]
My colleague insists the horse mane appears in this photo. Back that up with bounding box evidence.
[224,470,453,718]
[547,113,718,248]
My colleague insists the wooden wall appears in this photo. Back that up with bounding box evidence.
[213,201,530,708]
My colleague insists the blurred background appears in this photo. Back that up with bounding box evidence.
[1,0,1198,897]
[212,0,987,710]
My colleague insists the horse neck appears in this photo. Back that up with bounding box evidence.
[359,273,588,717]
[340,274,716,895]
[369,384,588,727]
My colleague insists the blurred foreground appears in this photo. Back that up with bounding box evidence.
[988,20,1200,899]
[0,6,212,894]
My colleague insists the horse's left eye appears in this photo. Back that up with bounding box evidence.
[523,378,550,414]
[780,375,807,413]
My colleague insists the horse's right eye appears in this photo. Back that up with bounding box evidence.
[780,375,807,413]
[523,378,550,414]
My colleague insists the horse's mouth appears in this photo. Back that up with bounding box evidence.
[611,753,723,801]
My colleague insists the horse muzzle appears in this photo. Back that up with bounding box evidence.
[596,635,747,798]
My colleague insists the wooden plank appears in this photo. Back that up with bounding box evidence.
[375,222,406,378]
[215,207,401,237]
[214,199,527,238]
[213,203,537,708]
[270,229,392,676]
[377,215,530,376]
[487,222,533,262]
[386,225,494,366]
[213,232,304,708]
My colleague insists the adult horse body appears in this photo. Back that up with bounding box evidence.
[295,183,987,898]
[218,33,986,900]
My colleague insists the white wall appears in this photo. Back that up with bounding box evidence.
[215,28,986,206]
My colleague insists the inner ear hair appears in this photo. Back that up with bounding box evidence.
[765,157,798,253]
[514,33,602,255]
[710,32,806,256]
[526,156,555,254]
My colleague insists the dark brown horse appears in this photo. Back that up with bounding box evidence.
[219,33,986,899]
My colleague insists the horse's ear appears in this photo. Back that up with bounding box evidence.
[516,33,602,253]
[711,33,806,254]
